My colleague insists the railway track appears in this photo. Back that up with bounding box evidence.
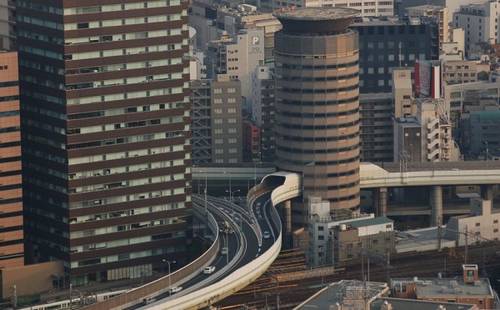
[217,243,500,309]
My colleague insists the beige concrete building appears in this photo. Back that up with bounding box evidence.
[0,261,64,299]
[446,196,500,246]
[275,8,360,212]
[442,60,490,85]
[392,68,416,119]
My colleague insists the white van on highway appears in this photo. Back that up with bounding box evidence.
[203,266,216,274]
[170,286,183,294]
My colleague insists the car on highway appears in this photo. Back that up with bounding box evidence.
[203,266,216,274]
[143,296,155,304]
[170,286,183,294]
[263,231,271,239]
[221,247,228,255]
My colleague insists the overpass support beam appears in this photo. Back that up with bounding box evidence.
[283,200,292,249]
[374,187,388,216]
[480,184,494,201]
[431,185,443,227]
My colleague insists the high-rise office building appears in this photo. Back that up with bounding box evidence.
[352,17,439,94]
[275,8,360,213]
[191,75,243,165]
[17,0,191,285]
[0,51,23,269]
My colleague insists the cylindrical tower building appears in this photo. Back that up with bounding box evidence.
[274,8,360,213]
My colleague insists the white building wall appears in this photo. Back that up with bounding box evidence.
[226,29,265,100]
[453,2,500,55]
[357,222,394,237]
[447,198,500,246]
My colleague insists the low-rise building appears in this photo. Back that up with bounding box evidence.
[295,278,480,310]
[334,216,395,265]
[307,197,395,267]
[295,280,390,310]
[446,197,500,246]
[391,265,496,309]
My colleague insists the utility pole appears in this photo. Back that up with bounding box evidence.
[69,283,73,310]
[437,225,442,252]
[12,285,17,309]
[464,224,469,265]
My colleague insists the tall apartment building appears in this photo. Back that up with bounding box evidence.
[454,1,500,55]
[0,0,15,50]
[0,51,23,269]
[191,76,243,165]
[17,0,192,285]
[359,93,394,163]
[250,65,276,162]
[273,0,394,17]
[211,76,243,164]
[352,17,439,93]
[275,8,361,213]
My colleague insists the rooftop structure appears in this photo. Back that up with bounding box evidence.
[371,297,477,310]
[391,265,496,309]
[274,7,360,33]
[295,280,389,309]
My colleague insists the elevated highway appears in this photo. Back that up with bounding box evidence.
[193,161,500,190]
[360,161,500,189]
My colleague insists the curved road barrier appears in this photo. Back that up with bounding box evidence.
[85,171,301,310]
[82,207,220,310]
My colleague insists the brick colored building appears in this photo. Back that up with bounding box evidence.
[0,51,23,269]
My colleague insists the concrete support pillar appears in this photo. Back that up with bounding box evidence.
[375,187,388,216]
[480,184,494,201]
[283,200,292,249]
[431,185,443,227]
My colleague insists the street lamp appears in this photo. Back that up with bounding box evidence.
[162,259,176,296]
[226,189,241,203]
